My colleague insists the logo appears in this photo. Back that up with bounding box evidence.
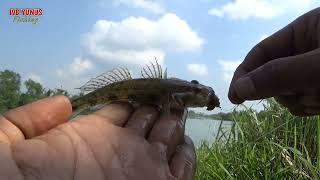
[9,8,43,24]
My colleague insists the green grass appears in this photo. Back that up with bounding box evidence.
[195,99,320,179]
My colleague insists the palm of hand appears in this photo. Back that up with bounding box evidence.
[1,96,195,180]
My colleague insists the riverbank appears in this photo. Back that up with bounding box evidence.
[188,110,233,121]
[195,99,320,179]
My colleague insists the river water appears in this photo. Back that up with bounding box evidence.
[185,118,233,147]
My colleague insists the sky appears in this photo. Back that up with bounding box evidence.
[1,0,320,113]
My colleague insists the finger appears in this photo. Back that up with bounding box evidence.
[276,96,320,116]
[275,95,300,110]
[170,136,196,180]
[228,8,320,104]
[1,96,72,142]
[296,94,320,116]
[148,108,187,161]
[275,96,306,116]
[124,105,159,137]
[302,107,320,116]
[232,49,320,101]
[90,102,133,126]
[229,19,294,104]
[299,95,320,107]
[228,67,247,104]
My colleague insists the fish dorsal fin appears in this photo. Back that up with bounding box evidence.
[77,67,132,93]
[141,58,165,79]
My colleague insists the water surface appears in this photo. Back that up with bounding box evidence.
[185,118,232,147]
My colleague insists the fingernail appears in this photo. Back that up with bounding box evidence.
[228,89,237,102]
[228,89,244,104]
[184,136,194,147]
[234,77,256,100]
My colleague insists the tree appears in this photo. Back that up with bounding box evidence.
[19,79,45,105]
[0,70,21,113]
[44,88,70,97]
[0,69,76,114]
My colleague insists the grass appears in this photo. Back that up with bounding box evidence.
[195,99,320,179]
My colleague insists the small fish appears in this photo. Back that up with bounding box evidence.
[71,61,220,112]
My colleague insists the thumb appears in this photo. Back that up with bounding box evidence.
[232,48,320,101]
[2,96,72,141]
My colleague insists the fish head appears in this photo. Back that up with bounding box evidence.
[206,89,220,110]
[174,80,220,111]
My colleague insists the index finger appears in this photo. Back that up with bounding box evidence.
[228,8,319,104]
[229,25,293,104]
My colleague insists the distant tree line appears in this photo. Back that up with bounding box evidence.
[0,69,77,114]
[188,110,233,121]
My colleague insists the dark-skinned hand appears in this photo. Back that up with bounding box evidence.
[229,7,320,116]
[0,96,196,180]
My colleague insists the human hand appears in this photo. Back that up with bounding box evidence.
[0,96,196,180]
[228,8,320,116]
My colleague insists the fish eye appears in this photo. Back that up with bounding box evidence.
[191,80,199,84]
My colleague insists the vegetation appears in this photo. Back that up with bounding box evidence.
[196,99,320,179]
[0,69,72,114]
[0,70,21,113]
[188,110,233,120]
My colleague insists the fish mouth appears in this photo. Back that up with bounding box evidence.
[206,92,220,110]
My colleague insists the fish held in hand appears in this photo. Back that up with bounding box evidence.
[71,62,220,112]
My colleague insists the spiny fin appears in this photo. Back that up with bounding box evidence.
[77,67,132,93]
[141,57,164,79]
